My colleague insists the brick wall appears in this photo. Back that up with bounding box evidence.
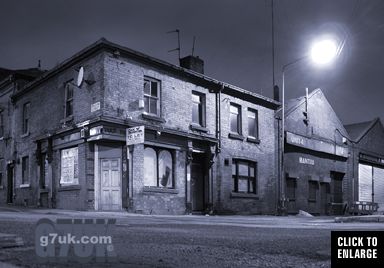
[217,94,277,214]
[11,52,105,207]
[103,53,216,135]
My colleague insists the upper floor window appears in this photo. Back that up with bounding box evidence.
[144,77,160,116]
[232,159,257,194]
[22,156,29,184]
[22,102,30,134]
[192,92,206,126]
[0,111,4,138]
[144,147,173,188]
[230,103,241,134]
[247,109,259,139]
[65,85,74,118]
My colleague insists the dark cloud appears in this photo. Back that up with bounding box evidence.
[1,0,383,124]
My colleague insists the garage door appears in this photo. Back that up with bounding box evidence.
[373,167,384,209]
[358,163,384,211]
[358,164,372,202]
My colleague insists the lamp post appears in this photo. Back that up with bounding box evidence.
[278,38,340,215]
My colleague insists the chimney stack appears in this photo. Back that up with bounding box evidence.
[179,55,204,74]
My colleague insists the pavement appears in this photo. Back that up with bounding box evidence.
[1,204,384,224]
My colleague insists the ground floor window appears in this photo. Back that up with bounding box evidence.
[144,146,174,188]
[232,159,257,193]
[60,147,79,185]
[21,156,29,184]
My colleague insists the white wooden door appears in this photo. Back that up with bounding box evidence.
[100,158,122,210]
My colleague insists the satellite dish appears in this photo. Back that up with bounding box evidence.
[77,66,84,87]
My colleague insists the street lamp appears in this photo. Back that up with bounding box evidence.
[278,37,341,215]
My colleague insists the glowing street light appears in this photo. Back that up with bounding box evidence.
[310,39,339,65]
[278,37,341,215]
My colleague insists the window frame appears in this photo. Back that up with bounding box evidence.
[65,84,74,118]
[143,77,161,116]
[143,146,174,189]
[232,159,257,194]
[22,156,29,185]
[191,91,206,127]
[22,102,30,134]
[247,108,259,139]
[230,103,242,135]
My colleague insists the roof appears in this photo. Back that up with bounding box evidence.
[11,38,280,109]
[0,67,45,88]
[344,118,381,142]
[285,88,322,116]
[0,68,12,81]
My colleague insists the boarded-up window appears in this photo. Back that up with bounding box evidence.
[60,147,79,185]
[308,181,318,201]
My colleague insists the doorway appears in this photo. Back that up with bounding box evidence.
[320,183,330,215]
[100,158,122,210]
[330,171,344,215]
[7,164,14,204]
[286,178,297,214]
[191,153,206,212]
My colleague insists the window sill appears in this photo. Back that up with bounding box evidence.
[20,132,30,138]
[228,133,244,141]
[58,184,81,191]
[20,184,30,188]
[142,113,166,123]
[230,192,259,199]
[60,115,74,124]
[39,188,49,193]
[189,124,209,133]
[0,186,4,190]
[0,137,4,141]
[143,186,178,194]
[246,137,260,144]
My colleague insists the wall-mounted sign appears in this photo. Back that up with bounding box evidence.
[286,132,348,158]
[126,126,145,146]
[299,157,315,165]
[91,102,101,112]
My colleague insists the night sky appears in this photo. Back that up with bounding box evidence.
[1,0,383,125]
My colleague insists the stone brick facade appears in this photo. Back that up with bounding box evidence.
[284,89,350,215]
[0,39,279,215]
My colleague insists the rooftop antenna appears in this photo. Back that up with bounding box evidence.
[167,29,181,60]
[38,59,41,69]
[192,36,196,56]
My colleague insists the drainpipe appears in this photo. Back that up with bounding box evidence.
[214,83,224,211]
[216,83,223,153]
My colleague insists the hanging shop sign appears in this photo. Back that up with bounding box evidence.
[126,126,145,146]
